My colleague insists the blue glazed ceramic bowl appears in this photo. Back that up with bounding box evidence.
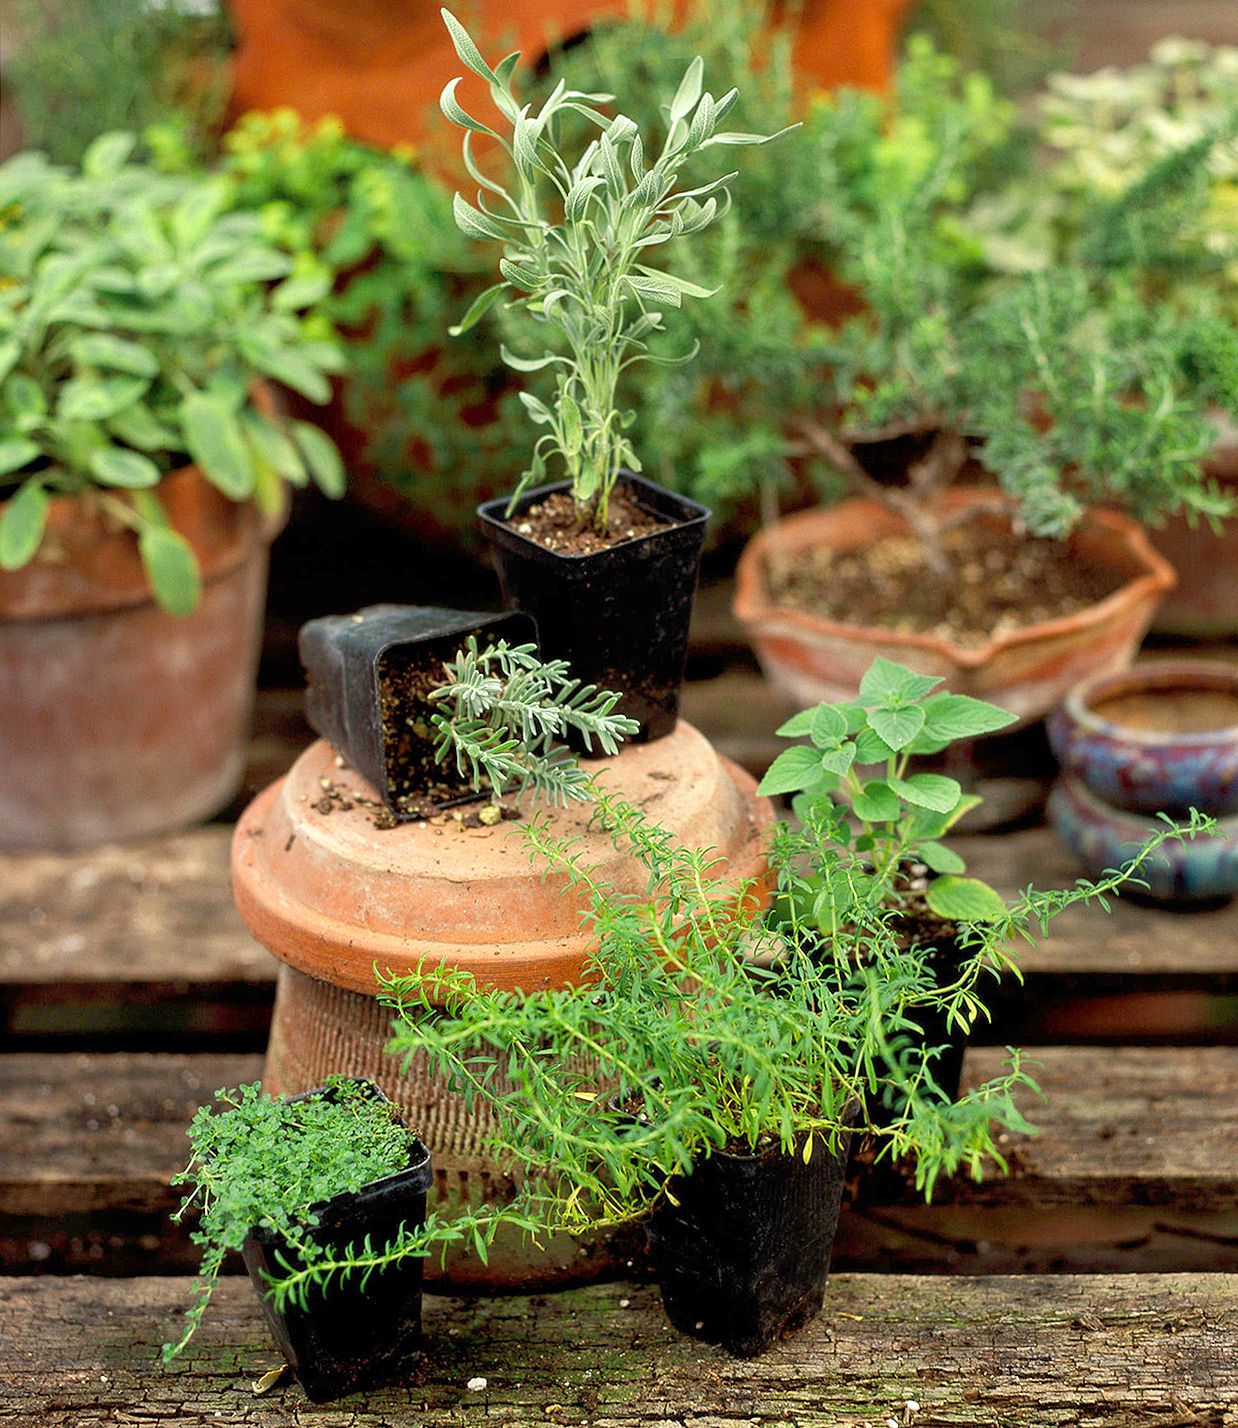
[1047,662,1238,817]
[1049,775,1237,904]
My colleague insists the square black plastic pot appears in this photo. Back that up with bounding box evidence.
[240,1079,433,1404]
[299,604,535,820]
[477,475,709,745]
[645,1132,853,1358]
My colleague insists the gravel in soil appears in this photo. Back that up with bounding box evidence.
[767,523,1125,646]
[510,482,671,556]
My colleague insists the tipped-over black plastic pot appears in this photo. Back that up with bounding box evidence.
[299,604,535,820]
[240,1079,433,1404]
[477,475,709,745]
[645,1130,853,1358]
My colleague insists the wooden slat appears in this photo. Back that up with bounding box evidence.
[1,1272,1235,1425]
[2,1048,1234,1277]
[4,818,1234,1045]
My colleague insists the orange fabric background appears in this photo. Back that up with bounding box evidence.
[229,0,911,152]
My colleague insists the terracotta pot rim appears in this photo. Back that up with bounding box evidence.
[0,464,288,624]
[733,490,1177,672]
[1061,660,1238,750]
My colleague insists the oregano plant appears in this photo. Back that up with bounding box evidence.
[438,7,793,529]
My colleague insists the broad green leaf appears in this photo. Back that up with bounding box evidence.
[925,876,1007,924]
[452,192,509,243]
[440,9,501,85]
[776,709,815,738]
[0,437,40,476]
[107,403,179,451]
[69,334,159,378]
[911,793,982,841]
[0,480,48,568]
[0,338,20,384]
[859,657,943,704]
[890,773,962,814]
[89,448,161,488]
[271,265,333,313]
[916,841,966,875]
[242,414,305,484]
[139,525,201,616]
[669,56,704,126]
[809,703,848,748]
[837,701,868,734]
[4,374,45,430]
[757,745,823,797]
[867,703,925,751]
[439,78,500,139]
[81,131,136,179]
[181,393,254,500]
[920,693,1019,743]
[818,744,856,778]
[851,781,900,823]
[207,249,291,285]
[853,727,896,764]
[293,421,345,498]
[249,347,331,404]
[560,395,582,454]
[59,375,149,422]
[449,282,507,337]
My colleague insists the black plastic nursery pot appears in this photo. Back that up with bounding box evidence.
[645,1132,853,1358]
[240,1079,433,1404]
[299,603,535,820]
[477,475,709,744]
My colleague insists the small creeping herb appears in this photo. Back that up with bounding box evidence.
[163,1078,531,1362]
[438,7,793,530]
[428,639,638,806]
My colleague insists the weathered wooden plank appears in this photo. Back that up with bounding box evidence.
[3,1048,1235,1277]
[1,1272,1235,1426]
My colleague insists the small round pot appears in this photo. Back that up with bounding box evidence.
[732,490,1176,725]
[1048,662,1238,818]
[0,467,280,850]
[1049,774,1237,905]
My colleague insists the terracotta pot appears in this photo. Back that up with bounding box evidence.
[732,489,1176,726]
[1150,434,1238,637]
[0,467,278,850]
[231,723,773,1286]
[228,0,909,154]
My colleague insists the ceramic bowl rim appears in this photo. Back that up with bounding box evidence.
[1062,660,1238,750]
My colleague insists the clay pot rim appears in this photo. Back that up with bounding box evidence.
[1061,660,1238,750]
[1057,771,1238,832]
[0,463,288,623]
[732,489,1177,672]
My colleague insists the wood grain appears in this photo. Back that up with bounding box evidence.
[1,1272,1235,1426]
[2,1048,1234,1276]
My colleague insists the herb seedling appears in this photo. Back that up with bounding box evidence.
[438,7,793,530]
[163,1078,534,1362]
[427,638,638,806]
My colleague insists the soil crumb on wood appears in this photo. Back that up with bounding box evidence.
[509,481,671,556]
[767,524,1125,646]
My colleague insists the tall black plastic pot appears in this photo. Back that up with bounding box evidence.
[645,1133,852,1357]
[477,475,709,743]
[240,1080,433,1403]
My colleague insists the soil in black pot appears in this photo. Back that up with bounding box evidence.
[767,523,1124,647]
[508,481,672,556]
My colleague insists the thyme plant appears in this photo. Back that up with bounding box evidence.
[427,638,637,806]
[438,8,793,530]
[163,1078,531,1362]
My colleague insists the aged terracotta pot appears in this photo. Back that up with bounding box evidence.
[231,722,773,1286]
[0,467,278,850]
[229,0,910,154]
[732,489,1176,726]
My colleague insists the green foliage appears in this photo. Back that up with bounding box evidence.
[383,786,1042,1234]
[533,1,832,529]
[759,657,1216,932]
[439,7,792,529]
[5,0,231,167]
[428,639,638,805]
[0,135,344,612]
[152,107,530,550]
[163,1076,540,1361]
